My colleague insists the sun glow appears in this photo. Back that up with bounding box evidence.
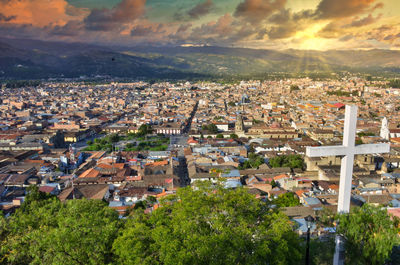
[296,38,334,50]
[294,23,331,50]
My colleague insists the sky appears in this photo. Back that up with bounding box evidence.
[0,0,399,50]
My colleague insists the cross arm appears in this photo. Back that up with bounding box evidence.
[354,143,390,155]
[306,146,348,157]
[306,143,390,158]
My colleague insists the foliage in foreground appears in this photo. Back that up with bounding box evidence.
[113,181,303,265]
[1,186,400,265]
[0,187,120,265]
[336,205,400,265]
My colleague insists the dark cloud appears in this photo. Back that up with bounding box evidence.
[383,33,400,41]
[377,25,393,31]
[268,9,291,24]
[176,23,192,33]
[188,0,214,19]
[131,25,154,36]
[186,13,261,45]
[0,12,15,22]
[315,0,382,19]
[266,9,310,39]
[84,0,146,31]
[130,23,166,37]
[344,14,381,28]
[317,21,344,38]
[193,13,234,37]
[339,34,353,41]
[267,25,296,39]
[235,0,286,25]
[52,21,83,36]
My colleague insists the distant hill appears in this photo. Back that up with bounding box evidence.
[0,38,399,79]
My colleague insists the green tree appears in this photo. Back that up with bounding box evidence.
[216,133,224,138]
[308,237,336,265]
[290,85,300,91]
[273,192,301,207]
[138,124,153,136]
[335,204,400,265]
[20,185,56,212]
[230,133,238,139]
[202,124,219,134]
[269,155,304,169]
[228,101,236,107]
[270,180,278,188]
[0,199,120,265]
[389,79,400,88]
[113,181,302,265]
[108,133,120,144]
[86,140,93,145]
[239,153,265,169]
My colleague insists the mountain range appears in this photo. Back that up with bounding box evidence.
[1,38,400,80]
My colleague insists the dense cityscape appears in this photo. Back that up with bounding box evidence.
[2,0,400,264]
[0,77,400,263]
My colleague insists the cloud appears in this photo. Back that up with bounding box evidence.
[266,9,311,39]
[84,0,146,31]
[188,0,214,19]
[339,34,353,42]
[344,14,381,28]
[267,24,298,39]
[315,0,383,19]
[176,23,192,34]
[268,8,291,24]
[234,0,286,25]
[52,20,84,36]
[317,21,345,38]
[194,13,234,37]
[0,0,86,27]
[0,12,15,22]
[131,23,166,37]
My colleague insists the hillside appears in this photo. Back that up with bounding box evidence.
[0,38,400,79]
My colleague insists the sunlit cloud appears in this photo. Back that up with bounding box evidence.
[0,0,398,50]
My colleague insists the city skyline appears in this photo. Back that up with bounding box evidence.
[0,0,399,50]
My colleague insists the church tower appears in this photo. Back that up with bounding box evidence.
[235,114,244,134]
[380,117,390,140]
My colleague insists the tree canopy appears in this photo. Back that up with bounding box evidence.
[273,192,301,207]
[238,152,265,169]
[0,189,120,265]
[230,133,238,139]
[269,155,304,169]
[2,186,400,265]
[113,181,302,265]
[138,124,153,136]
[202,124,219,134]
[335,205,400,265]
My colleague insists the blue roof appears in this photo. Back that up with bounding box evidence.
[221,169,241,178]
[293,218,317,233]
[303,197,321,206]
[109,201,123,207]
[224,179,242,189]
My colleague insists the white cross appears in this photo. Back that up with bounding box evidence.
[306,105,390,213]
[306,105,390,265]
